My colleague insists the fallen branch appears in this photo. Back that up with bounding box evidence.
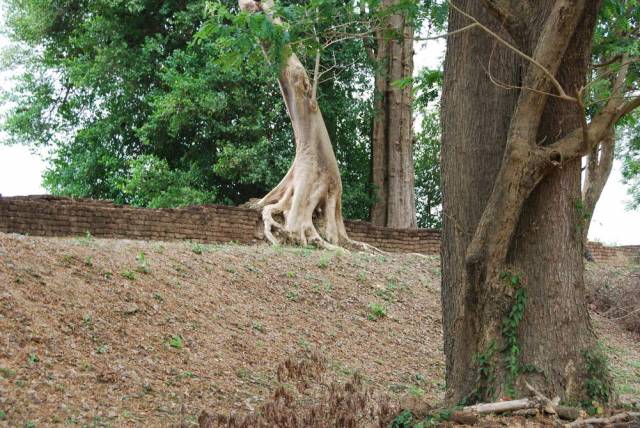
[566,411,640,428]
[462,398,538,414]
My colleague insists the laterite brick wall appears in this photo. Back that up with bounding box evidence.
[0,195,441,254]
[0,195,637,264]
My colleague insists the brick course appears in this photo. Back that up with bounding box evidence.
[0,195,636,264]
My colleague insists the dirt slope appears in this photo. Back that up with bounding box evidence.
[0,232,637,427]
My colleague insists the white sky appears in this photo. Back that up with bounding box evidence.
[0,10,638,244]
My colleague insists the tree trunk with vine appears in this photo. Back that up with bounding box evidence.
[440,0,635,404]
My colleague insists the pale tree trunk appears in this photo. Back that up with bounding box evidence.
[371,0,417,229]
[440,0,640,403]
[581,129,615,246]
[239,0,356,249]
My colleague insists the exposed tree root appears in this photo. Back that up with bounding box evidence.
[238,0,387,255]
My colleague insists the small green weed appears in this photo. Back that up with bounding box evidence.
[375,281,398,302]
[317,254,331,269]
[153,293,164,302]
[121,270,136,280]
[136,251,150,274]
[168,335,183,349]
[82,314,93,328]
[191,243,204,254]
[76,230,94,245]
[95,345,108,354]
[285,290,299,302]
[85,256,93,267]
[0,367,16,379]
[298,336,311,352]
[367,303,387,321]
[252,321,265,333]
[27,353,39,365]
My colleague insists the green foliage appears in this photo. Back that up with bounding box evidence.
[136,251,150,274]
[168,335,184,350]
[468,340,497,404]
[500,272,527,398]
[27,353,38,365]
[367,302,387,320]
[582,344,613,414]
[121,270,136,281]
[413,68,443,228]
[1,0,376,219]
[591,0,640,207]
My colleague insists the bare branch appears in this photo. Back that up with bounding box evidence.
[447,0,576,102]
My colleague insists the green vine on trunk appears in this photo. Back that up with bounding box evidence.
[466,271,528,404]
[500,271,527,398]
[467,340,497,404]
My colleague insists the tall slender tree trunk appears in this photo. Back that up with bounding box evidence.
[371,0,417,228]
[441,0,609,403]
[581,130,615,246]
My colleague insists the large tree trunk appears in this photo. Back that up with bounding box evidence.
[441,0,610,404]
[239,0,353,249]
[370,0,417,229]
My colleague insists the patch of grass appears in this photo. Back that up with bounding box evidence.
[0,367,16,379]
[358,271,366,282]
[82,314,93,328]
[75,230,94,246]
[236,367,251,380]
[408,385,425,398]
[25,421,36,428]
[367,303,387,321]
[298,336,311,352]
[375,281,398,302]
[285,290,299,302]
[252,321,265,333]
[317,253,331,269]
[191,243,205,254]
[95,345,108,354]
[27,353,39,365]
[121,270,136,280]
[286,271,296,278]
[167,335,183,349]
[136,251,150,274]
[84,256,93,267]
[180,371,196,379]
[153,293,164,302]
[0,410,5,420]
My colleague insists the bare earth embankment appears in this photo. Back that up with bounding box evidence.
[0,232,638,426]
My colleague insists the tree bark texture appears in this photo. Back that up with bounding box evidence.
[371,0,417,229]
[441,0,607,404]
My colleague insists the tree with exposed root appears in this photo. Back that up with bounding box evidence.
[238,0,362,250]
[441,0,640,403]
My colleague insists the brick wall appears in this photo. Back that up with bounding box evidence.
[0,195,636,264]
[0,195,441,254]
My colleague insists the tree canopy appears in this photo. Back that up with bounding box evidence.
[0,0,445,226]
